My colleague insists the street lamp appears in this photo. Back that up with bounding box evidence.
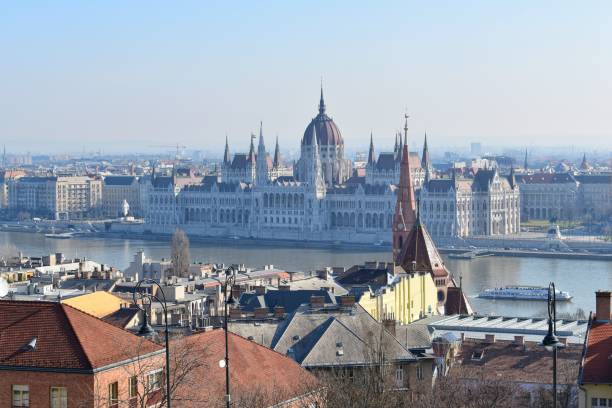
[134,279,172,408]
[221,266,237,408]
[541,281,561,407]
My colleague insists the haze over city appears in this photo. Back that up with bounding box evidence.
[2,1,612,154]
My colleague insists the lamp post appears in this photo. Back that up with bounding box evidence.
[541,281,560,408]
[221,266,237,408]
[134,279,172,408]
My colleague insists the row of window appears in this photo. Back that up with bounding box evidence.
[12,385,66,408]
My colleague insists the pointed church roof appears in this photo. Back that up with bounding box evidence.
[248,133,256,163]
[273,136,281,168]
[421,132,431,171]
[224,135,231,164]
[397,218,449,278]
[367,132,375,165]
[394,115,417,230]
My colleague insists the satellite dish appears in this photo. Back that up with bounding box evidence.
[0,278,8,298]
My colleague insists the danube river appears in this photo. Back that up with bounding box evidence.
[2,231,611,318]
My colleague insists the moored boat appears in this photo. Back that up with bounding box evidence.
[478,286,572,301]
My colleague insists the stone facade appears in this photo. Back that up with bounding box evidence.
[8,175,102,220]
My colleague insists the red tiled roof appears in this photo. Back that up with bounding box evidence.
[581,321,612,384]
[173,329,319,407]
[0,301,163,371]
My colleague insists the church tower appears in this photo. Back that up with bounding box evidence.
[256,122,269,185]
[392,115,417,262]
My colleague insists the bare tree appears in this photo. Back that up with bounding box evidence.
[171,228,190,278]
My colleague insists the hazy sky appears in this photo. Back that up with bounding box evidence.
[1,1,611,155]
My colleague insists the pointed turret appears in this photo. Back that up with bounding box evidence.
[256,122,269,185]
[223,135,231,165]
[523,149,528,171]
[509,165,516,189]
[393,133,399,159]
[580,153,590,171]
[421,132,432,173]
[392,114,417,263]
[319,84,326,115]
[367,132,375,166]
[273,135,281,168]
[248,133,256,163]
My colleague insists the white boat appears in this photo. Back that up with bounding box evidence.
[45,232,74,239]
[478,286,572,301]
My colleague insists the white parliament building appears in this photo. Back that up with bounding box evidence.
[141,89,520,243]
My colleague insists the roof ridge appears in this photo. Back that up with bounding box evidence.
[61,303,162,358]
[299,317,359,365]
[56,302,95,370]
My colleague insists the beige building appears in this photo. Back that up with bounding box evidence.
[102,175,141,217]
[8,175,102,220]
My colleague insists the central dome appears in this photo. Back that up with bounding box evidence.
[302,89,343,147]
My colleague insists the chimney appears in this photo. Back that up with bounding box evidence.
[317,269,329,280]
[484,334,496,344]
[310,295,325,308]
[273,306,285,318]
[229,308,243,319]
[382,318,396,336]
[278,285,290,292]
[255,286,266,295]
[339,295,355,308]
[513,335,524,345]
[595,291,611,322]
[254,307,268,319]
[460,332,465,342]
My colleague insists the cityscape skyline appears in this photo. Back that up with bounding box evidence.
[2,1,612,154]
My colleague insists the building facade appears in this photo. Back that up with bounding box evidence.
[420,169,520,237]
[102,175,141,218]
[141,90,520,242]
[8,176,102,220]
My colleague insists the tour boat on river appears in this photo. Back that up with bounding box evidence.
[478,286,572,301]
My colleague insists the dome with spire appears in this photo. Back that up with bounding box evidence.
[301,87,344,147]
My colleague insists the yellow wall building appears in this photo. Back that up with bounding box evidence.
[62,291,129,318]
[358,271,438,324]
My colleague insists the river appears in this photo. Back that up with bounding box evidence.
[2,231,610,318]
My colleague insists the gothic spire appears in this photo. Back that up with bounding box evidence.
[273,135,281,168]
[580,152,589,170]
[509,164,516,189]
[248,133,256,163]
[421,132,431,172]
[256,122,269,185]
[367,132,375,166]
[223,134,231,165]
[318,83,326,115]
[393,114,417,263]
[523,149,528,170]
[258,121,265,147]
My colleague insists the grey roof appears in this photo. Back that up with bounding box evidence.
[425,314,589,345]
[228,321,280,348]
[394,323,434,349]
[102,307,140,328]
[59,278,116,292]
[230,153,254,169]
[271,304,415,367]
[104,176,137,186]
[575,174,612,184]
[239,289,336,314]
[375,153,397,170]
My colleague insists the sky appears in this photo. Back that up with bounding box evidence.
[1,1,611,155]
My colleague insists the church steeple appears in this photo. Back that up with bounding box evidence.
[523,149,528,171]
[580,153,590,171]
[223,134,231,165]
[393,114,417,263]
[367,132,375,166]
[273,135,281,168]
[256,122,269,185]
[421,132,431,173]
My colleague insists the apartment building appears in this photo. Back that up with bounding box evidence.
[8,175,102,220]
